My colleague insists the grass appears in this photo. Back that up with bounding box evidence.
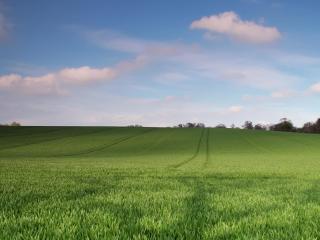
[1,127,320,239]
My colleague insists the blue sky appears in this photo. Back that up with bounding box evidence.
[1,0,320,126]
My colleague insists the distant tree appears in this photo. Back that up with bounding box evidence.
[254,124,266,130]
[0,122,20,127]
[243,121,253,130]
[270,118,295,132]
[175,122,206,128]
[184,122,195,128]
[314,118,320,133]
[230,124,236,129]
[195,123,205,128]
[302,122,314,133]
[128,124,143,128]
[10,122,21,127]
[215,124,226,128]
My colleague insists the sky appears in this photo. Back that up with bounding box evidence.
[1,0,320,127]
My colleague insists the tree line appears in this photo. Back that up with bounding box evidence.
[174,118,320,134]
[242,118,320,134]
[2,119,320,134]
[0,121,21,127]
[175,123,206,128]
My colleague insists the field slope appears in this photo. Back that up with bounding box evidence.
[1,127,320,239]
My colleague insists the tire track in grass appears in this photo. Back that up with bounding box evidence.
[203,128,210,169]
[0,128,110,152]
[53,128,156,157]
[171,128,205,169]
[170,177,214,239]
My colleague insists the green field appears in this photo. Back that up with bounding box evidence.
[1,127,320,239]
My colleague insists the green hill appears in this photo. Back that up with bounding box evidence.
[1,127,320,239]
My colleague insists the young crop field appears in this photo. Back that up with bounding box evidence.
[1,127,320,239]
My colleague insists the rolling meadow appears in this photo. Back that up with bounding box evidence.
[1,126,320,239]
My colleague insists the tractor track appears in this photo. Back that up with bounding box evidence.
[172,128,205,169]
[52,128,156,157]
[203,128,210,169]
[0,128,110,151]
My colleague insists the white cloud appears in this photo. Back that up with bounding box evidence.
[0,59,145,95]
[190,11,281,44]
[0,73,63,95]
[0,74,21,88]
[228,105,244,113]
[310,82,320,93]
[23,74,61,95]
[59,66,116,84]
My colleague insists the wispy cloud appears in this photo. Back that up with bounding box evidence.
[0,9,10,41]
[155,72,190,84]
[0,27,200,95]
[0,28,305,96]
[73,28,300,91]
[173,51,300,90]
[81,28,199,56]
[190,11,281,44]
[84,30,150,53]
[241,0,263,4]
[270,90,299,99]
